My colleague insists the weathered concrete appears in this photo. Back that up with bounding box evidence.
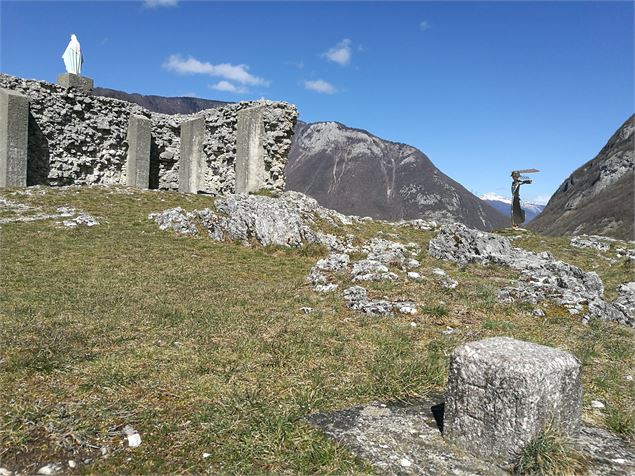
[126,115,151,188]
[235,106,266,193]
[0,88,29,188]
[178,117,205,193]
[56,73,94,91]
[444,337,582,462]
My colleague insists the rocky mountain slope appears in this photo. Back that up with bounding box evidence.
[285,121,509,231]
[92,87,228,114]
[480,193,545,223]
[529,115,634,240]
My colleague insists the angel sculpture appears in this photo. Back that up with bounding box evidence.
[511,169,539,228]
[62,34,83,75]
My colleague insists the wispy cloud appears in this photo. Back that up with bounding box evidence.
[303,79,337,95]
[163,54,268,86]
[209,81,248,94]
[419,20,431,31]
[144,0,178,8]
[322,39,352,66]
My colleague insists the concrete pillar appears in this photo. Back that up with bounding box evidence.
[443,337,581,462]
[0,88,29,188]
[57,73,94,91]
[235,106,266,193]
[126,115,152,188]
[179,117,205,193]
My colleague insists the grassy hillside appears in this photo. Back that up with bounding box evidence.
[1,187,633,474]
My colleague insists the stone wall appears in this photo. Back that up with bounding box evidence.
[0,74,297,193]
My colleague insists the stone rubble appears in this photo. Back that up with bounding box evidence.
[431,268,459,289]
[429,223,634,326]
[150,191,359,249]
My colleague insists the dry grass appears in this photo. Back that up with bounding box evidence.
[0,186,633,474]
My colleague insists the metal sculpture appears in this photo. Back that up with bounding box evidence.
[511,169,539,228]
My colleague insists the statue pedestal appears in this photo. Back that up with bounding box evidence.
[57,73,93,91]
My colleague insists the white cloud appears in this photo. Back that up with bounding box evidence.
[144,0,178,7]
[419,20,431,31]
[162,54,268,86]
[322,39,352,66]
[303,79,337,95]
[209,81,248,94]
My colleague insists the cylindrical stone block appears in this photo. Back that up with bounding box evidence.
[0,88,29,188]
[179,117,205,193]
[126,115,152,188]
[235,106,266,193]
[444,337,581,462]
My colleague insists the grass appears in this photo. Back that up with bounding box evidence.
[0,186,633,474]
[514,422,588,476]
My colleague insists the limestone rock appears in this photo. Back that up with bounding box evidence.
[444,337,581,462]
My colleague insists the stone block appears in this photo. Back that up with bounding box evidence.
[179,117,205,193]
[126,115,151,188]
[444,337,581,462]
[56,73,94,91]
[235,106,266,193]
[0,88,29,188]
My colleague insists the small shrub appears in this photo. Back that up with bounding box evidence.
[514,422,588,475]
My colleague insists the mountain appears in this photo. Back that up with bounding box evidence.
[529,115,634,241]
[285,121,509,231]
[480,193,546,224]
[92,87,229,114]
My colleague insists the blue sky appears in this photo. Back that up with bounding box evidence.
[2,1,633,203]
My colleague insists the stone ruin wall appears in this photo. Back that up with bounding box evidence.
[0,73,297,194]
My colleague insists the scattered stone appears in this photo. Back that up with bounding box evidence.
[407,271,421,280]
[37,463,63,475]
[626,375,633,382]
[0,468,13,476]
[62,213,99,228]
[393,301,417,315]
[613,282,635,322]
[363,238,420,269]
[400,458,412,468]
[314,253,350,272]
[532,308,546,317]
[202,453,211,459]
[342,286,393,316]
[398,219,438,231]
[410,322,417,328]
[149,207,198,236]
[441,327,455,335]
[67,460,76,469]
[570,235,612,252]
[591,400,606,409]
[351,259,398,282]
[431,268,458,289]
[429,223,634,327]
[444,337,581,462]
[315,283,338,293]
[123,425,141,447]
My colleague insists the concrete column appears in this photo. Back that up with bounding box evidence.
[0,88,29,188]
[179,117,205,193]
[235,106,266,193]
[126,115,152,188]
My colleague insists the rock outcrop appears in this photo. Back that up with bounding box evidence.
[285,121,508,231]
[529,115,634,240]
[429,223,634,327]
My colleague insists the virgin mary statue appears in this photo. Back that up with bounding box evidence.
[62,34,83,75]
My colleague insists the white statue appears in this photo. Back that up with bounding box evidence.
[62,34,83,75]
